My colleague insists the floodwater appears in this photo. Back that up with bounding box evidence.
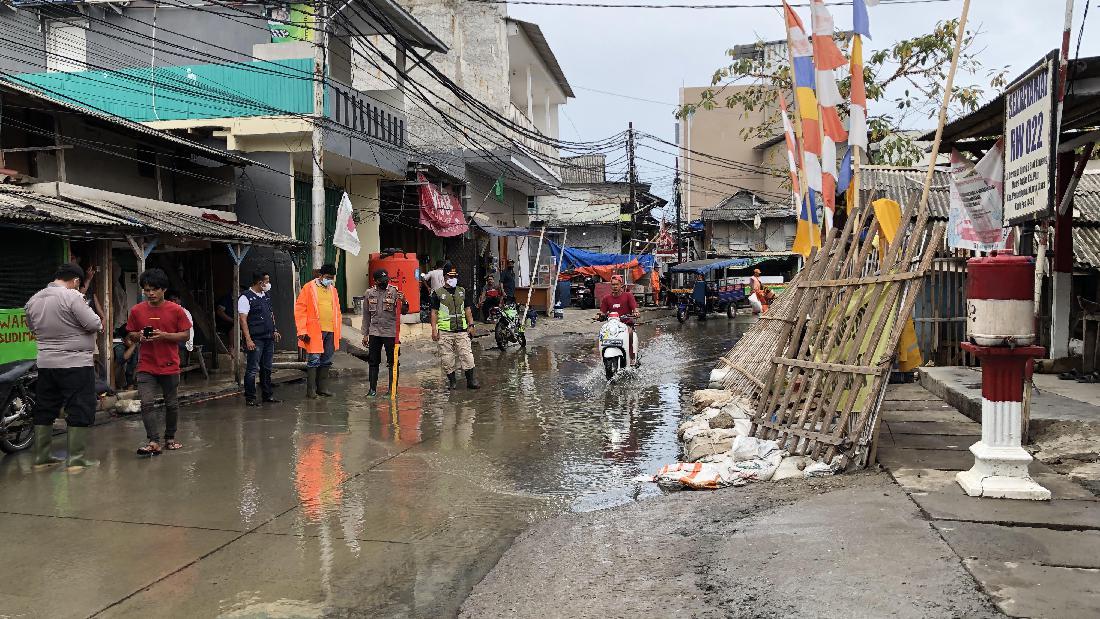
[0,314,749,618]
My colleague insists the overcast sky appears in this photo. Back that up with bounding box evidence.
[509,0,1099,201]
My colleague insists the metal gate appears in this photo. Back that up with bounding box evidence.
[913,253,976,366]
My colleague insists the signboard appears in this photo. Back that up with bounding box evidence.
[267,4,313,43]
[1003,54,1057,224]
[948,142,1009,252]
[0,309,37,365]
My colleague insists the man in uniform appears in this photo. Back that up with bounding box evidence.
[24,263,102,469]
[239,270,281,406]
[294,264,342,398]
[361,268,407,396]
[430,267,480,390]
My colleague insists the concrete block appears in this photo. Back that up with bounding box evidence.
[964,559,1100,618]
[934,522,1100,569]
[911,491,1100,530]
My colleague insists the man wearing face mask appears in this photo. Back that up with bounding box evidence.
[239,270,281,406]
[294,264,342,398]
[430,267,480,389]
[361,268,407,396]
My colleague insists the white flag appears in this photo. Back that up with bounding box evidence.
[332,192,361,256]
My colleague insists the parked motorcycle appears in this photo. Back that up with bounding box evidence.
[0,360,37,454]
[598,313,640,379]
[489,300,526,350]
[571,276,596,309]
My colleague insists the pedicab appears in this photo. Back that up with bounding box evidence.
[668,258,752,322]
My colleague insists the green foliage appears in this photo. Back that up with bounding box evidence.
[679,20,1009,167]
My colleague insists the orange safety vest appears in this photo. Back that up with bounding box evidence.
[294,279,342,354]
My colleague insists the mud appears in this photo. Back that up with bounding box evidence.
[460,473,1004,618]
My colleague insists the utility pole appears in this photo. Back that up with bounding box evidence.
[674,157,682,264]
[311,0,329,271]
[627,122,636,255]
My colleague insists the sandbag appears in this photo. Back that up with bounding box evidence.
[692,389,732,412]
[684,428,738,462]
[747,292,763,314]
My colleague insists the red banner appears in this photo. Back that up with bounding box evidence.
[417,173,467,237]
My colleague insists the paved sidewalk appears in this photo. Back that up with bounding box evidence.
[920,366,1100,427]
[877,383,1100,618]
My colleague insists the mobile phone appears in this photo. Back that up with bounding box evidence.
[142,326,155,338]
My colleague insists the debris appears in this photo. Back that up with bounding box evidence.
[116,399,141,414]
[804,455,849,478]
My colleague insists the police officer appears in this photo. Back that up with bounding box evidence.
[360,268,407,396]
[239,270,281,406]
[429,267,480,390]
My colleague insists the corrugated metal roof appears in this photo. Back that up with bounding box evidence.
[1073,226,1100,270]
[0,186,301,247]
[702,190,790,221]
[1075,173,1100,224]
[858,166,952,219]
[561,154,607,184]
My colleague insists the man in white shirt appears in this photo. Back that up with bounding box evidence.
[166,292,194,352]
[421,260,450,293]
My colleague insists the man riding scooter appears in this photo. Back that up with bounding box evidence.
[596,275,640,374]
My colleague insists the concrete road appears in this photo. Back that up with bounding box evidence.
[0,312,747,617]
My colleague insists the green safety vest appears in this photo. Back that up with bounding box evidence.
[436,287,468,331]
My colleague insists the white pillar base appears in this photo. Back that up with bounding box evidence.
[956,442,1051,500]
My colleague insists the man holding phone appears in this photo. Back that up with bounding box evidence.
[126,268,192,457]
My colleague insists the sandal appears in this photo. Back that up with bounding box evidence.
[164,439,182,451]
[136,441,162,457]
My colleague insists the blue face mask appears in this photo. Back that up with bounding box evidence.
[320,277,334,287]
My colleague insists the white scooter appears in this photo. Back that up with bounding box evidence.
[598,312,640,379]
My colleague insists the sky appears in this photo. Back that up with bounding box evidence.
[508,0,1100,202]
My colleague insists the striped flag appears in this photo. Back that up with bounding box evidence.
[810,0,846,227]
[849,2,871,152]
[784,1,822,193]
[778,92,802,216]
[781,92,820,257]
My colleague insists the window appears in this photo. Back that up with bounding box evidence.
[527,195,538,215]
[46,20,88,73]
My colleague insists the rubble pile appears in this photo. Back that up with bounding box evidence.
[653,388,845,490]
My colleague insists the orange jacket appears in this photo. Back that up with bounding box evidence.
[294,279,342,354]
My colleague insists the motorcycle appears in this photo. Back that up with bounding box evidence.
[571,275,596,309]
[598,313,640,380]
[489,300,526,350]
[0,360,37,454]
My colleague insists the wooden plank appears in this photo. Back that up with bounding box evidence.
[771,357,886,375]
[799,270,927,288]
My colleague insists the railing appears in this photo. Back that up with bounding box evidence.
[328,81,405,149]
[508,103,560,181]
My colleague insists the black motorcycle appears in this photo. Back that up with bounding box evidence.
[571,276,596,309]
[0,360,36,453]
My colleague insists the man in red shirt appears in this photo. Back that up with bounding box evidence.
[599,275,639,323]
[126,268,192,456]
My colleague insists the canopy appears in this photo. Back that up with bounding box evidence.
[549,241,656,272]
[670,257,768,274]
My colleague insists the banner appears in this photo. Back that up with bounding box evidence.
[417,173,468,238]
[948,140,1008,252]
[0,309,36,365]
[332,192,361,256]
[268,4,313,43]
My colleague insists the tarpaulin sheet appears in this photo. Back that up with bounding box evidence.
[549,241,655,272]
[418,173,467,237]
[565,260,646,283]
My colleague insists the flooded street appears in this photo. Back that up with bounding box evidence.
[0,313,749,618]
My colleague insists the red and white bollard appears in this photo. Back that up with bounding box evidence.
[957,255,1050,500]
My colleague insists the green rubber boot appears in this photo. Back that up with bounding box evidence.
[306,367,318,399]
[316,367,334,397]
[65,426,99,469]
[32,425,62,468]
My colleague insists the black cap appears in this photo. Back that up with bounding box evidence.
[373,268,388,279]
[319,263,337,276]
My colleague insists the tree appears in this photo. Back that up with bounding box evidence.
[678,20,1008,167]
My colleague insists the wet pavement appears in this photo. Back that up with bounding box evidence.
[0,312,749,618]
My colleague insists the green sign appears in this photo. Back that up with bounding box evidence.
[268,4,314,43]
[0,309,36,365]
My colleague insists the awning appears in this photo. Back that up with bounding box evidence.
[549,241,656,272]
[670,258,769,274]
[0,185,302,247]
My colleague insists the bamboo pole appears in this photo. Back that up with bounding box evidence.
[521,225,547,331]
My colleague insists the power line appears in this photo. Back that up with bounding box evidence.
[467,0,954,8]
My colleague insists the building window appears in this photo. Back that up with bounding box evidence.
[46,20,88,73]
[527,195,538,215]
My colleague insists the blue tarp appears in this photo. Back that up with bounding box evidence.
[670,258,760,274]
[548,241,656,272]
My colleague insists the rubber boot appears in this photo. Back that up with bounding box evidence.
[32,425,62,468]
[306,367,318,399]
[447,372,458,390]
[316,367,334,397]
[368,366,379,397]
[465,369,481,390]
[65,426,99,470]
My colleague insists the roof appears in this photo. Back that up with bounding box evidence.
[339,0,449,54]
[670,257,763,273]
[507,19,575,98]
[702,190,791,222]
[858,166,952,219]
[921,52,1100,143]
[0,78,252,166]
[0,186,301,247]
[561,154,606,184]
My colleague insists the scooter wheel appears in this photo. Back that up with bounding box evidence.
[676,308,687,323]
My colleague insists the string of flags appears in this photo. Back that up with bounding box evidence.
[784,0,876,258]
